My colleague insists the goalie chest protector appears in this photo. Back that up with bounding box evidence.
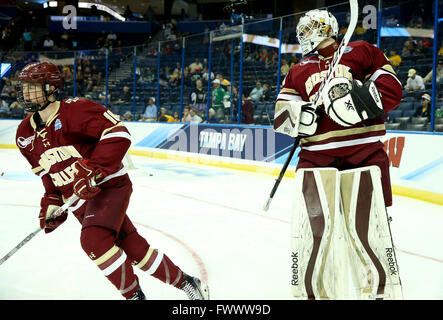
[279,40,402,157]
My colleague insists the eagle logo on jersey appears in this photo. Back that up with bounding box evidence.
[17,135,35,148]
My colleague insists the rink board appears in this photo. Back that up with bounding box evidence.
[1,119,443,204]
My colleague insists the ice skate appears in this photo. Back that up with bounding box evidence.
[180,274,209,300]
[127,287,146,300]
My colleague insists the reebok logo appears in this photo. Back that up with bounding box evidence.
[291,252,299,285]
[385,248,398,276]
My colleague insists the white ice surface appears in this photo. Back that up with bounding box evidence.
[0,149,442,300]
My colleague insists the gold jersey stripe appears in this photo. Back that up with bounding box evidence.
[300,124,386,144]
[279,88,299,95]
[365,64,397,81]
[135,247,155,269]
[32,166,44,174]
[101,123,126,138]
[94,245,120,266]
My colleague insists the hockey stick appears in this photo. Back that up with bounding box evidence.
[0,195,79,266]
[263,0,359,211]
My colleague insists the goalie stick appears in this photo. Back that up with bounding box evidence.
[0,195,79,266]
[263,0,359,211]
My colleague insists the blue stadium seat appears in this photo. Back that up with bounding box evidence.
[388,109,403,121]
[398,102,414,110]
[10,108,24,119]
[403,109,416,118]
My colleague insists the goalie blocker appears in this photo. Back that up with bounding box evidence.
[291,166,402,300]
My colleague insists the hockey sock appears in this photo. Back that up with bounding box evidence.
[80,226,139,299]
[118,229,184,287]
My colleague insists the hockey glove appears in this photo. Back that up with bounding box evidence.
[39,193,67,234]
[273,100,318,137]
[73,160,103,200]
[322,77,384,127]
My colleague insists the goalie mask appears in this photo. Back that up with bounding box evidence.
[296,9,338,56]
[16,62,64,113]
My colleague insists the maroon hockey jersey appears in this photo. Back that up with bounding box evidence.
[16,98,131,199]
[277,40,402,159]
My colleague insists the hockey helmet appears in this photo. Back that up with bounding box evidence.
[296,9,339,56]
[16,62,64,112]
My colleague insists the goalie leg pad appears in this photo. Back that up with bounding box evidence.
[340,166,403,300]
[291,168,348,299]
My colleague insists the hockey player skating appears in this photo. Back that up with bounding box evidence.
[15,61,209,300]
[273,8,403,299]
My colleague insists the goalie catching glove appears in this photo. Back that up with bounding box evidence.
[321,77,384,127]
[273,100,318,137]
[39,193,67,233]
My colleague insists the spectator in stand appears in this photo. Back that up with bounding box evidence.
[114,86,132,104]
[435,105,442,119]
[90,5,99,18]
[91,64,102,86]
[22,28,33,51]
[260,83,272,102]
[185,108,203,123]
[189,58,203,74]
[405,68,425,91]
[0,98,10,113]
[388,50,402,69]
[141,98,157,121]
[413,93,432,121]
[139,67,155,88]
[1,79,15,96]
[415,39,429,56]
[205,108,217,123]
[107,31,117,46]
[98,85,111,105]
[169,68,181,86]
[280,59,290,76]
[211,79,225,118]
[423,60,443,86]
[124,5,134,21]
[42,35,54,51]
[172,111,180,122]
[96,30,106,49]
[83,66,94,92]
[202,67,214,82]
[248,81,263,102]
[123,111,133,121]
[189,79,207,113]
[62,66,73,83]
[402,37,415,57]
[289,54,299,68]
[181,106,191,122]
[241,94,254,125]
[158,107,174,122]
